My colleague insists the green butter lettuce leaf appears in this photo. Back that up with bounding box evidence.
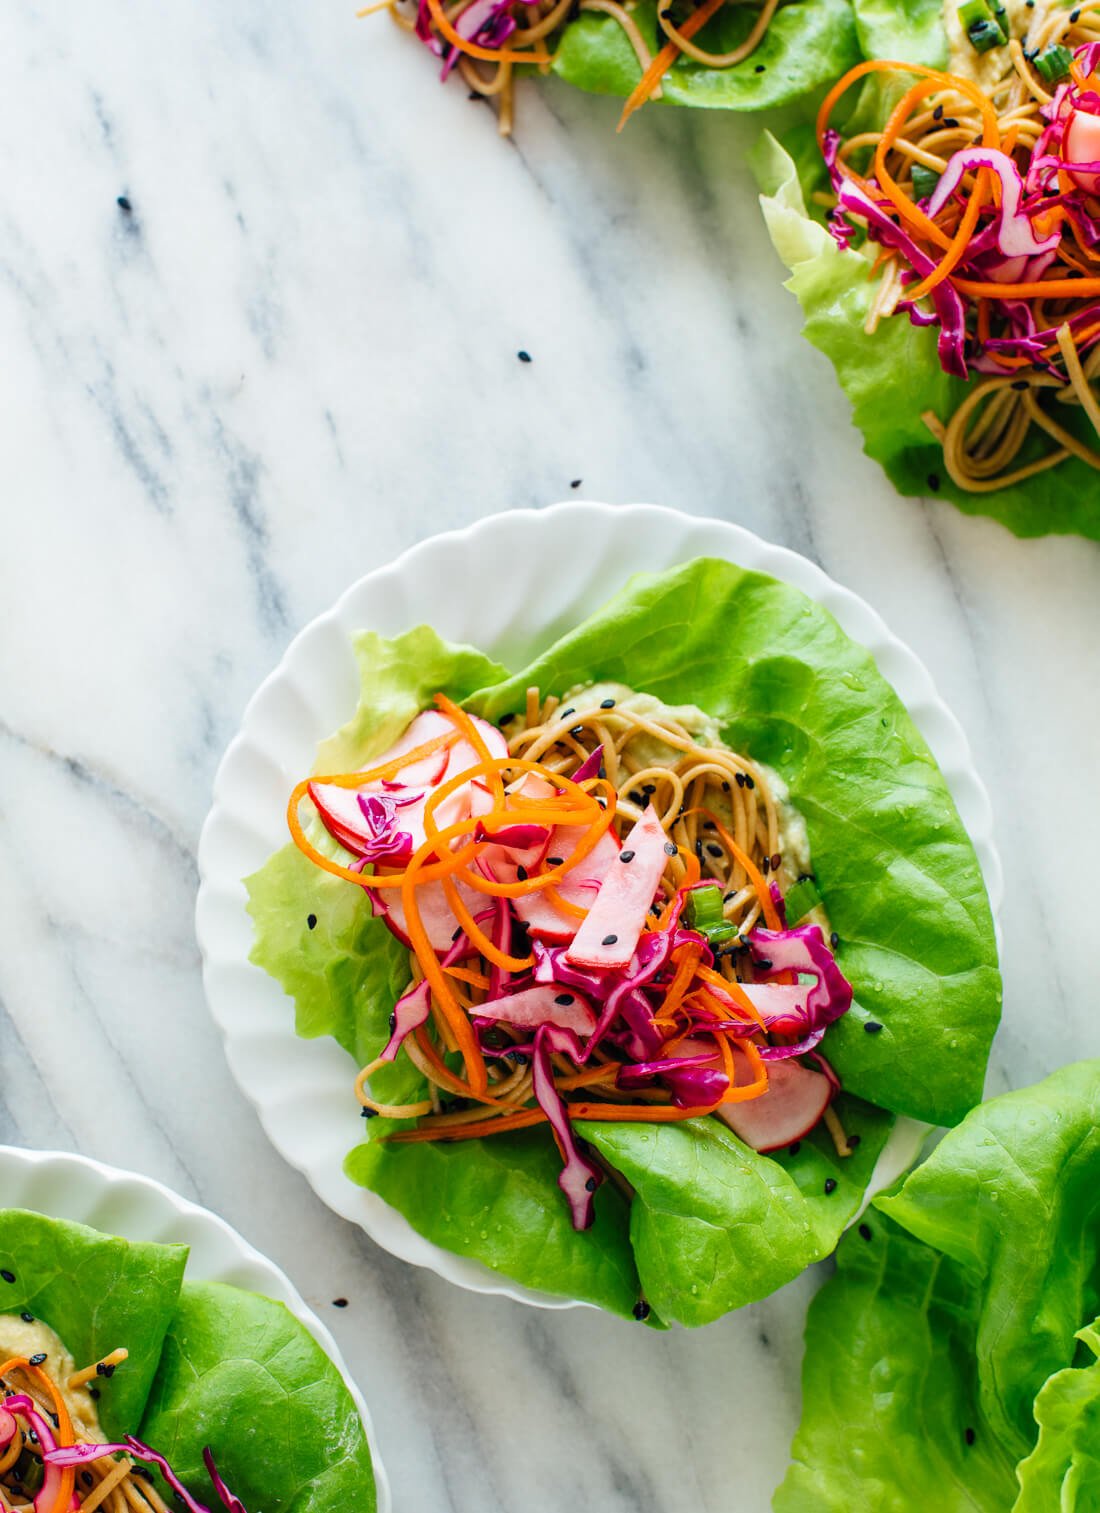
[1015,1319,1100,1512]
[776,1212,1019,1511]
[553,0,859,112]
[850,0,947,67]
[778,1062,1100,1509]
[878,1060,1100,1465]
[246,559,999,1321]
[471,558,1000,1128]
[247,626,507,1110]
[0,1210,187,1438]
[139,1281,376,1513]
[347,1129,645,1320]
[578,1093,892,1326]
[753,114,1100,539]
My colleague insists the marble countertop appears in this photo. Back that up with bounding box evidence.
[2,3,1098,1509]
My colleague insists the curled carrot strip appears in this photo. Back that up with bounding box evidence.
[424,0,552,64]
[0,1357,76,1513]
[616,0,726,131]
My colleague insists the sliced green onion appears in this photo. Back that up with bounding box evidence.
[958,0,1008,49]
[684,883,737,946]
[782,876,823,926]
[968,16,1007,49]
[1035,42,1072,81]
[910,162,942,201]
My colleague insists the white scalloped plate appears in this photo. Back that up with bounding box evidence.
[0,1145,391,1512]
[196,502,1003,1312]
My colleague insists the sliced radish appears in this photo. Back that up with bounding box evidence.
[716,1058,833,1153]
[514,825,620,942]
[565,806,671,970]
[379,873,484,956]
[476,827,552,887]
[736,983,811,1035]
[1066,108,1100,194]
[371,709,454,788]
[472,983,597,1037]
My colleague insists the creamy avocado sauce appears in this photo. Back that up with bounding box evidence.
[0,1314,104,1437]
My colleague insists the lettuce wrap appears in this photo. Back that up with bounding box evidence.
[752,0,1100,543]
[777,1059,1100,1510]
[0,1210,376,1512]
[247,557,1001,1327]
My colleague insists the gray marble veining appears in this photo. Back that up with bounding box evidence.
[1,2,1098,1509]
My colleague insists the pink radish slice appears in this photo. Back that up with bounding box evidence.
[1066,108,1100,194]
[477,829,552,886]
[513,826,621,941]
[716,1058,833,1153]
[736,983,811,1034]
[371,709,455,787]
[565,805,671,970]
[378,873,484,956]
[472,983,597,1037]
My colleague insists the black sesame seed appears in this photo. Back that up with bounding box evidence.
[516,865,528,881]
[943,116,959,128]
[560,707,575,719]
[88,1386,100,1400]
[754,62,765,70]
[830,931,839,948]
[517,350,532,363]
[756,958,773,971]
[824,1178,838,1195]
[1011,378,1029,390]
[547,856,563,866]
[602,934,618,946]
[29,1353,46,1367]
[307,913,317,930]
[554,993,575,1006]
[82,1471,95,1489]
[865,1020,884,1035]
[664,841,677,856]
[99,1362,116,1378]
[620,849,635,863]
[735,772,746,787]
[933,104,944,119]
[361,1107,378,1118]
[600,697,616,709]
[632,1299,651,1320]
[333,1297,349,1308]
[642,782,656,794]
[629,789,645,805]
[788,1142,801,1156]
[584,1176,598,1192]
[570,478,582,489]
[388,1012,397,1031]
[28,1430,38,1444]
[965,1427,976,1446]
[20,1311,33,1323]
[724,891,735,903]
[721,780,730,792]
[761,856,771,874]
[571,726,584,738]
[1072,8,1080,19]
[703,820,716,830]
[0,1270,14,1284]
[117,195,132,212]
[848,1134,861,1149]
[452,926,463,942]
[745,776,755,790]
[707,844,723,859]
[858,1222,872,1241]
[499,712,516,725]
[927,472,941,491]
